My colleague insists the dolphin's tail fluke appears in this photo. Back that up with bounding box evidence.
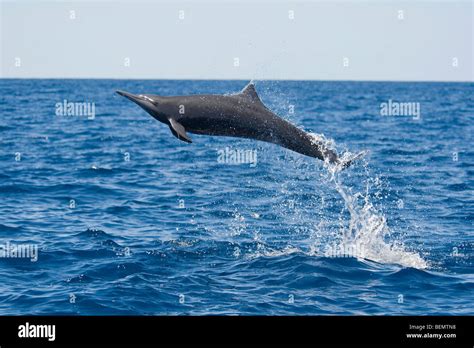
[333,150,368,171]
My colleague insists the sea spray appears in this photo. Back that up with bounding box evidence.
[322,149,428,269]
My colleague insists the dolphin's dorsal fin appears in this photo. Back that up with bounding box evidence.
[169,118,192,143]
[239,82,263,104]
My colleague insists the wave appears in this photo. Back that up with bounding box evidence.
[74,228,116,239]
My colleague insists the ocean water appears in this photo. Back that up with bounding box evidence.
[0,79,472,315]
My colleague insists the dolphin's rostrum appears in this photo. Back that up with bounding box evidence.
[116,82,357,168]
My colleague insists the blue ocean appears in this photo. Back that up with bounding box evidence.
[0,79,472,315]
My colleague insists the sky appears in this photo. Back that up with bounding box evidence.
[1,0,472,81]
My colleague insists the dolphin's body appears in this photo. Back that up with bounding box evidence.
[116,83,358,167]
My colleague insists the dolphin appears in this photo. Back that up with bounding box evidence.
[116,82,361,168]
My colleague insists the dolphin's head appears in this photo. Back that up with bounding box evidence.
[116,90,167,123]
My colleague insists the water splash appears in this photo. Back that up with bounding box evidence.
[323,151,428,269]
[308,132,337,153]
[239,131,427,269]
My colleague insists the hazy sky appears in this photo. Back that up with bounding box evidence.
[1,0,472,81]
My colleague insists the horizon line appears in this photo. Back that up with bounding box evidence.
[0,77,472,83]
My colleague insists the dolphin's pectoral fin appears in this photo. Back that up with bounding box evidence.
[169,118,192,143]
